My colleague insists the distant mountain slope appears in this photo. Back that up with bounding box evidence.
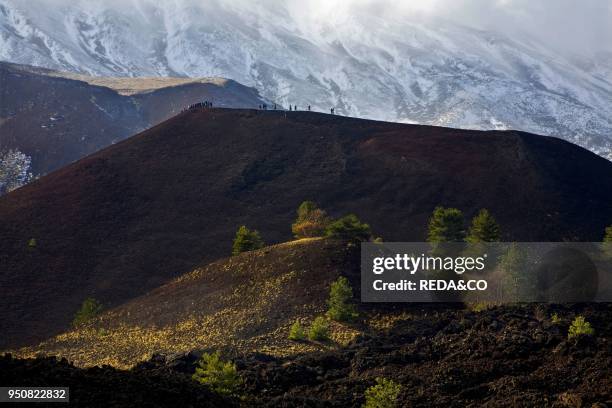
[0,62,267,179]
[1,0,611,159]
[0,109,611,348]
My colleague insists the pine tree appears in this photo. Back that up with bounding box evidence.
[231,225,264,255]
[73,297,103,327]
[296,201,317,220]
[288,320,305,341]
[326,276,358,321]
[604,225,612,242]
[500,243,535,301]
[426,207,465,301]
[291,201,331,238]
[604,225,612,259]
[308,316,330,341]
[466,209,501,243]
[427,207,465,243]
[325,214,371,242]
[363,377,402,408]
[568,316,595,338]
[192,352,242,397]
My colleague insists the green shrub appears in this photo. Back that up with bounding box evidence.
[325,214,371,242]
[427,206,465,243]
[604,225,612,242]
[326,276,358,322]
[468,302,492,312]
[308,316,330,341]
[288,320,305,341]
[603,226,612,259]
[466,209,500,243]
[291,201,331,238]
[192,352,242,397]
[231,225,264,255]
[27,238,37,248]
[551,313,561,325]
[568,316,595,339]
[72,297,103,327]
[97,328,110,337]
[363,377,402,408]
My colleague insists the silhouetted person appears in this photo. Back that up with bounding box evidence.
[330,108,334,114]
[308,105,311,111]
[289,104,292,111]
[274,103,277,110]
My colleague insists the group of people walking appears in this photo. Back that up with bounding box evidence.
[257,103,336,115]
[184,100,214,111]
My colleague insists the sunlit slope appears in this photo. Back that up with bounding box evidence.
[16,238,361,368]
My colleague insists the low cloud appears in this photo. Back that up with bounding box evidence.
[16,0,612,56]
[284,0,612,56]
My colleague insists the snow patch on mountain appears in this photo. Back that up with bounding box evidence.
[1,0,611,159]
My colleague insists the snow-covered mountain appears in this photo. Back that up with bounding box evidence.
[1,0,611,159]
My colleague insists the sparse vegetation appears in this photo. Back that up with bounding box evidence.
[326,276,358,322]
[308,316,330,341]
[231,225,264,255]
[551,313,561,324]
[292,201,331,238]
[27,238,37,248]
[500,243,534,301]
[97,328,110,337]
[427,206,465,243]
[192,351,242,397]
[468,302,493,312]
[288,320,305,341]
[466,208,500,243]
[325,214,371,242]
[568,316,595,339]
[363,377,402,408]
[604,225,612,242]
[72,297,103,327]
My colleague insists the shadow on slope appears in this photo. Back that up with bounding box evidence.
[1,108,611,348]
[0,354,233,408]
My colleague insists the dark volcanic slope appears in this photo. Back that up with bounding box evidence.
[5,304,611,408]
[0,62,267,177]
[0,354,233,408]
[1,109,611,347]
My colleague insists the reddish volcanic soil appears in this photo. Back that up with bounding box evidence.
[0,108,611,347]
